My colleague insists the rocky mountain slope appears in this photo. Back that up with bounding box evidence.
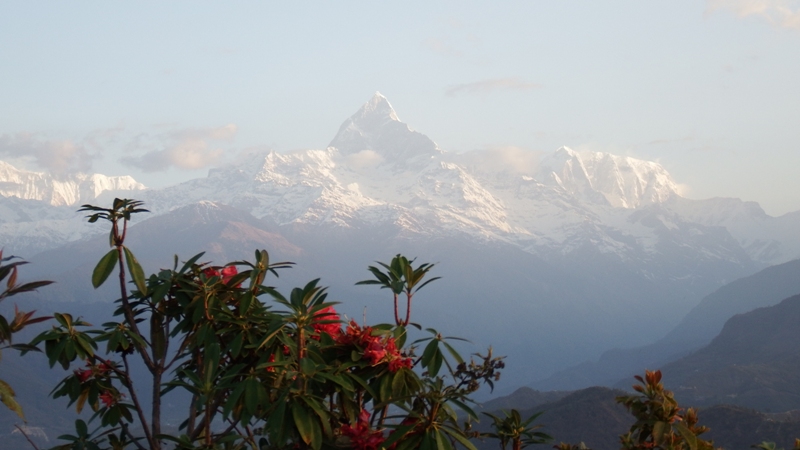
[532,258,800,391]
[2,92,799,387]
[476,386,800,450]
[658,293,800,412]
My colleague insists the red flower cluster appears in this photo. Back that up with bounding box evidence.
[341,409,385,450]
[203,265,240,287]
[312,306,342,340]
[338,320,413,372]
[99,390,124,407]
[74,368,92,383]
[73,359,113,383]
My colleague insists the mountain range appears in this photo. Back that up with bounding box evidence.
[2,92,800,389]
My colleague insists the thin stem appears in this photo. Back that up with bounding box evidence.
[404,292,412,326]
[122,352,156,449]
[393,293,400,326]
[120,422,148,450]
[13,425,40,450]
[187,392,198,438]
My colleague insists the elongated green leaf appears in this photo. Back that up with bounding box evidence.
[392,369,405,398]
[74,418,88,438]
[434,429,454,450]
[292,403,315,446]
[421,339,438,368]
[441,426,479,450]
[674,422,699,450]
[450,398,478,421]
[0,379,23,419]
[123,247,147,295]
[652,420,668,445]
[441,341,464,365]
[178,252,205,274]
[8,280,53,294]
[92,249,119,288]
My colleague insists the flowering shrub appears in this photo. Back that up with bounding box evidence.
[26,199,505,450]
[616,370,714,450]
[16,198,800,450]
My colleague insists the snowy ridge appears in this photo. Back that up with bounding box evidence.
[0,93,797,268]
[0,161,145,207]
[538,147,678,209]
[137,95,768,269]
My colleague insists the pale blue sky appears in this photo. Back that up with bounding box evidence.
[1,1,798,215]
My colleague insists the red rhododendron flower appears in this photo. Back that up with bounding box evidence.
[363,341,387,365]
[203,267,221,279]
[221,266,239,286]
[74,368,92,383]
[312,306,342,339]
[203,265,241,287]
[337,320,372,346]
[338,320,413,370]
[341,409,385,450]
[99,390,116,407]
[98,360,113,374]
[388,357,413,373]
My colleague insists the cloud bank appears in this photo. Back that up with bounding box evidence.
[121,124,237,172]
[0,133,98,175]
[707,0,800,30]
[450,146,542,176]
[445,78,541,96]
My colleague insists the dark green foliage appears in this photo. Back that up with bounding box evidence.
[24,198,506,450]
[0,250,53,419]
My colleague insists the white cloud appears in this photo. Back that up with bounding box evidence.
[344,149,384,169]
[121,124,237,172]
[445,78,542,96]
[0,133,98,175]
[450,146,542,175]
[706,0,800,30]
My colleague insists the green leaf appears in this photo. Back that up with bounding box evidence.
[674,422,699,450]
[0,379,23,419]
[75,418,88,437]
[421,339,438,368]
[441,341,464,365]
[450,398,478,421]
[392,369,405,398]
[178,252,205,274]
[653,420,668,445]
[441,426,479,450]
[292,402,316,447]
[123,247,147,295]
[434,429,454,450]
[92,249,119,289]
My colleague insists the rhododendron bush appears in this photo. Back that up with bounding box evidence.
[24,199,506,450]
[12,199,796,450]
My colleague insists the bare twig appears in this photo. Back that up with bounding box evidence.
[13,424,41,450]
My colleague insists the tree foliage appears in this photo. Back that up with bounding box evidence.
[0,251,53,419]
[27,198,506,450]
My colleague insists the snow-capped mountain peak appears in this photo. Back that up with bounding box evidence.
[1,93,797,269]
[327,93,441,163]
[538,147,679,208]
[359,91,399,122]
